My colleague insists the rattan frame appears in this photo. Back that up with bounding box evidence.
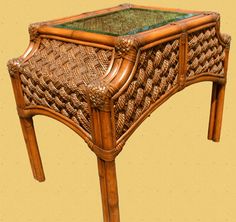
[7,4,231,222]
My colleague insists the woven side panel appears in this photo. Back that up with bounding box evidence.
[187,27,225,77]
[114,39,179,139]
[19,38,112,134]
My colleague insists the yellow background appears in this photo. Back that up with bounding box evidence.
[0,0,235,221]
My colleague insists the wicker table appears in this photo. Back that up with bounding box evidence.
[7,4,231,222]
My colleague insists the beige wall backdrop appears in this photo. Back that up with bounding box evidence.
[0,0,235,221]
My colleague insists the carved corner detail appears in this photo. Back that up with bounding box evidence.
[115,36,139,62]
[87,80,112,110]
[221,33,231,48]
[7,58,22,78]
[28,22,44,42]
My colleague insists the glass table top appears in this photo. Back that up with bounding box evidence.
[53,8,198,36]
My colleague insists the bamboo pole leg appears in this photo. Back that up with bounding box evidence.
[19,117,45,182]
[208,82,218,140]
[208,82,226,142]
[212,83,226,142]
[97,158,120,222]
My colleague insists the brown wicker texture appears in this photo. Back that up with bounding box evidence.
[187,27,225,77]
[6,5,231,222]
[19,38,113,134]
[114,39,179,139]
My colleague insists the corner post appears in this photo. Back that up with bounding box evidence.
[7,58,45,182]
[87,80,120,222]
[208,30,231,142]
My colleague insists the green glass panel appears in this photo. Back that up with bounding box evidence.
[53,8,198,36]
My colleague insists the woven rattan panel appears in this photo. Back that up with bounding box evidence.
[187,27,225,77]
[19,38,113,134]
[114,39,179,139]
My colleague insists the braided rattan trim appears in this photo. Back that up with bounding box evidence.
[19,38,113,134]
[114,39,179,139]
[187,27,225,77]
[85,138,126,161]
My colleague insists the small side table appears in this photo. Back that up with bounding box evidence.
[7,4,231,222]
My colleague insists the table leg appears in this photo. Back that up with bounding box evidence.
[208,82,226,142]
[97,158,120,222]
[19,117,45,182]
[208,82,217,140]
